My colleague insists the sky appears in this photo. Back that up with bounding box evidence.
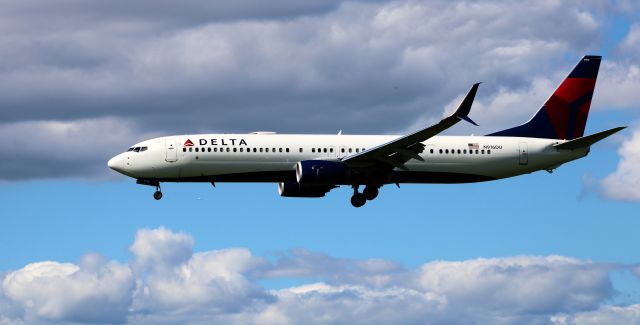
[1,0,640,324]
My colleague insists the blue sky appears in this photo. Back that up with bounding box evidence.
[1,1,639,324]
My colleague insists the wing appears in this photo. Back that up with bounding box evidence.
[343,83,480,170]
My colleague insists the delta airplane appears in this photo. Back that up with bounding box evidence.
[108,56,624,207]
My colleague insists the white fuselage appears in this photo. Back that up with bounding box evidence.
[108,133,588,184]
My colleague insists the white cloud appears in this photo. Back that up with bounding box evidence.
[600,126,640,201]
[592,61,640,111]
[0,227,637,325]
[128,227,270,316]
[129,227,194,275]
[617,23,640,57]
[1,258,134,324]
[416,256,611,315]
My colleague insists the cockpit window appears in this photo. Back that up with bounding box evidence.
[128,146,148,153]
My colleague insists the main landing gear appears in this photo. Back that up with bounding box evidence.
[350,185,379,208]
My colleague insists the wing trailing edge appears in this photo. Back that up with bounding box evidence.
[343,83,480,168]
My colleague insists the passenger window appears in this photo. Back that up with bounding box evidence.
[463,149,466,154]
[208,148,211,152]
[214,148,217,152]
[475,149,479,154]
[457,149,461,154]
[349,148,352,153]
[430,149,434,154]
[272,148,276,152]
[286,148,290,153]
[488,150,491,154]
[341,148,345,153]
[240,148,243,152]
[445,149,449,154]
[481,150,485,154]
[265,148,269,152]
[355,148,359,153]
[312,148,315,153]
[323,148,327,153]
[226,148,230,152]
[299,148,303,153]
[233,148,237,152]
[253,148,257,152]
[260,148,263,152]
[183,148,186,152]
[189,148,193,152]
[195,148,199,152]
[330,148,333,153]
[439,149,443,154]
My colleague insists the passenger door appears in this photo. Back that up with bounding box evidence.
[165,138,178,162]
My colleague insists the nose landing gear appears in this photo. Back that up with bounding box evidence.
[136,179,163,200]
[153,188,163,200]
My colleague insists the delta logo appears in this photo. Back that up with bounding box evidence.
[184,139,194,147]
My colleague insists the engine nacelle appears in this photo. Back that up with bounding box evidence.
[278,182,331,198]
[296,160,348,185]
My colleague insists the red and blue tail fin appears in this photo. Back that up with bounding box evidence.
[488,55,601,140]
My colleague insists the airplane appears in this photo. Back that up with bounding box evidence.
[108,55,625,207]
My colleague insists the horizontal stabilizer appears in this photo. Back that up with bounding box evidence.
[553,126,626,150]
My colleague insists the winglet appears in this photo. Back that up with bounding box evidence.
[452,82,480,126]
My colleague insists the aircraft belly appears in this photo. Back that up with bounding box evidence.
[179,160,293,178]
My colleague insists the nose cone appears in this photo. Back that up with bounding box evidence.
[108,155,124,173]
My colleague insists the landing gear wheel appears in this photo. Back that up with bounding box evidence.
[350,193,366,208]
[363,187,379,201]
[153,191,163,200]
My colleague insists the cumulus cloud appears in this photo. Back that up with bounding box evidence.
[592,61,640,111]
[600,125,640,201]
[1,258,134,324]
[0,227,637,325]
[0,0,636,180]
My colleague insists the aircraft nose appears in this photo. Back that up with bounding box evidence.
[108,155,123,173]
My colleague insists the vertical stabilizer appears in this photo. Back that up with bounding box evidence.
[488,55,601,140]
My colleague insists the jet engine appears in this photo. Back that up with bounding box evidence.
[278,182,332,197]
[295,160,349,185]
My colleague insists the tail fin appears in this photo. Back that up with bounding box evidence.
[488,55,601,140]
